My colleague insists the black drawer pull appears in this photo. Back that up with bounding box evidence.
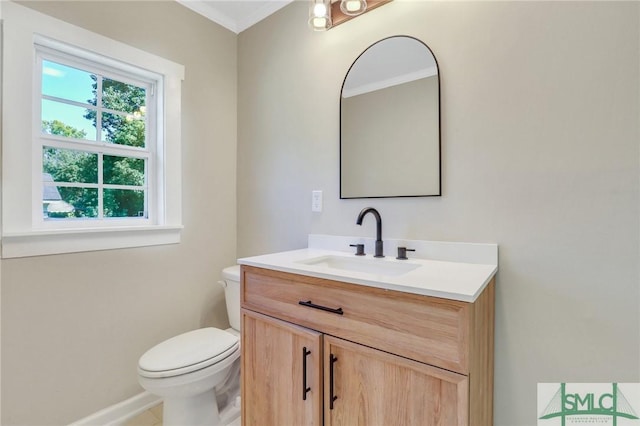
[298,300,344,315]
[329,354,338,409]
[302,347,311,400]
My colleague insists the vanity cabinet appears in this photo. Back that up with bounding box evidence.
[323,335,468,425]
[242,310,322,426]
[240,265,495,426]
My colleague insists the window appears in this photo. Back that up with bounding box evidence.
[2,2,185,257]
[38,50,156,225]
[37,49,158,226]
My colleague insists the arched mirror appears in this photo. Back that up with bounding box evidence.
[340,36,441,198]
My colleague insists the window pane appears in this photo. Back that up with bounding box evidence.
[103,155,145,186]
[43,147,98,184]
[104,189,145,218]
[42,60,96,105]
[100,112,146,147]
[44,187,98,219]
[42,99,97,141]
[102,78,146,113]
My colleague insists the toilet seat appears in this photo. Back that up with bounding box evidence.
[138,328,239,379]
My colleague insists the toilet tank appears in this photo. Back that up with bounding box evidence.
[221,265,241,331]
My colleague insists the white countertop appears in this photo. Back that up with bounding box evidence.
[238,236,498,302]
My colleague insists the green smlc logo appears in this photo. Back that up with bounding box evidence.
[539,383,639,425]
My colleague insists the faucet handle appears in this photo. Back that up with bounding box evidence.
[349,244,365,256]
[396,247,415,260]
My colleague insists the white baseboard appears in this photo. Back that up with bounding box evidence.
[69,391,161,426]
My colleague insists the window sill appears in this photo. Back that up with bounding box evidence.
[1,225,183,258]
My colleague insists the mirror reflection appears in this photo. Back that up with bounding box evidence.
[340,36,441,198]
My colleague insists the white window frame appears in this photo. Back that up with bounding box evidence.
[1,2,184,258]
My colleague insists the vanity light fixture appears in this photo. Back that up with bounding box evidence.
[309,0,392,31]
[309,0,332,31]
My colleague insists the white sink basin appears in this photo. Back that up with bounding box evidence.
[239,238,499,301]
[296,254,421,277]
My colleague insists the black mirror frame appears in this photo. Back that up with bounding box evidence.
[339,35,442,199]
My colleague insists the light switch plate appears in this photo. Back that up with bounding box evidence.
[311,190,323,212]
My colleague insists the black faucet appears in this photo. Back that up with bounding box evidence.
[356,207,384,258]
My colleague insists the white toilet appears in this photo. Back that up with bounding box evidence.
[138,265,242,426]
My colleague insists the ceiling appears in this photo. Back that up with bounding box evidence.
[176,0,295,34]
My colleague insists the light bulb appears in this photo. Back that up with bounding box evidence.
[311,16,328,30]
[345,0,360,12]
[313,3,327,16]
[309,0,332,31]
[340,0,367,16]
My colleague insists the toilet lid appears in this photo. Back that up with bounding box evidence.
[138,328,239,378]
[222,265,240,281]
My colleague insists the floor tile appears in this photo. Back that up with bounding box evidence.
[124,409,160,426]
[149,403,163,420]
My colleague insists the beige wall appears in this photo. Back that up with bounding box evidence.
[1,2,237,424]
[238,2,639,424]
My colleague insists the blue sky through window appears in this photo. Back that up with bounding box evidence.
[41,60,148,144]
[42,60,97,138]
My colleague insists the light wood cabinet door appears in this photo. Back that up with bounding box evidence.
[242,309,323,426]
[324,335,469,426]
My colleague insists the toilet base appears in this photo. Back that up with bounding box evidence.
[162,388,240,426]
[164,387,219,426]
[162,389,221,426]
[218,395,241,426]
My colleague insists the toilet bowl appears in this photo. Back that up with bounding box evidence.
[137,265,241,426]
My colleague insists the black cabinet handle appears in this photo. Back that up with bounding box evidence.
[298,300,344,315]
[302,347,311,400]
[329,354,338,409]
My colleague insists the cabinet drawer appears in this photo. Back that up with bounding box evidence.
[241,265,471,373]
